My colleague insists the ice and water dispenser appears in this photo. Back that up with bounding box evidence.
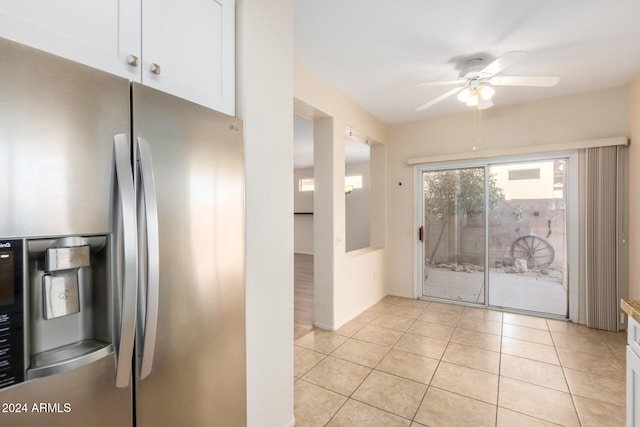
[0,235,113,389]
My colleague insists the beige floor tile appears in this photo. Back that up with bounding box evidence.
[354,310,381,323]
[302,356,371,396]
[352,370,426,419]
[426,302,465,314]
[332,338,390,368]
[498,377,580,427]
[418,310,461,327]
[333,320,367,337]
[394,333,448,360]
[556,347,625,380]
[450,327,501,352]
[441,342,500,374]
[546,319,601,337]
[326,399,410,426]
[294,301,627,427]
[431,361,498,404]
[414,387,496,427]
[370,314,416,332]
[501,337,560,365]
[599,330,627,359]
[457,316,502,335]
[376,349,439,384]
[563,367,626,407]
[407,320,455,341]
[500,354,568,392]
[497,407,563,427]
[551,331,614,356]
[572,395,625,427]
[389,297,430,310]
[294,380,347,427]
[294,346,326,378]
[353,324,403,347]
[503,323,553,345]
[383,304,425,319]
[368,300,395,313]
[382,295,406,304]
[503,312,549,330]
[461,306,503,322]
[295,329,349,354]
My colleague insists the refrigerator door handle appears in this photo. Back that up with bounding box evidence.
[136,137,160,380]
[113,134,138,388]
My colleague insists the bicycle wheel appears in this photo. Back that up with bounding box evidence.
[510,235,555,268]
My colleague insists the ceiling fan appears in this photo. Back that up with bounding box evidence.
[414,51,560,112]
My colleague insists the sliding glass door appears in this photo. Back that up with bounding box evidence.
[422,167,486,304]
[420,157,569,317]
[486,160,567,315]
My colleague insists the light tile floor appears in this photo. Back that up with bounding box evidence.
[294,296,627,426]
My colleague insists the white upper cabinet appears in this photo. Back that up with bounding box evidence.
[0,0,234,115]
[142,0,234,115]
[0,0,141,81]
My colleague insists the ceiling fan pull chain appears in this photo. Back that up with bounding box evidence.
[472,107,483,151]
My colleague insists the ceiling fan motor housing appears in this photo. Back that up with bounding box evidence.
[459,58,492,81]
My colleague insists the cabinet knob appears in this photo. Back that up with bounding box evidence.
[127,55,140,67]
[151,63,161,75]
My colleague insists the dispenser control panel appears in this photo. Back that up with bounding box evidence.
[0,239,24,390]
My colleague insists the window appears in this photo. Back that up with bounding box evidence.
[297,176,363,193]
[299,178,314,192]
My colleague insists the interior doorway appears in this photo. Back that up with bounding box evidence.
[419,155,569,317]
[293,115,315,339]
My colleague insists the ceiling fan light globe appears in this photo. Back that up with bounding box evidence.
[457,87,472,103]
[478,97,494,110]
[479,85,495,100]
[466,95,478,107]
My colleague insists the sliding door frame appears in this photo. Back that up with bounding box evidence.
[414,151,579,320]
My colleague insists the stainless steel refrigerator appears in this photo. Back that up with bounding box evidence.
[0,37,246,426]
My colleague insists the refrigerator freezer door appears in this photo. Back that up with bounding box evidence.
[0,38,132,426]
[0,37,130,239]
[132,84,246,426]
[0,356,132,426]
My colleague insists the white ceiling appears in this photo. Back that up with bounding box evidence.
[294,0,640,124]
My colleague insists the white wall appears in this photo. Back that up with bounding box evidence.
[294,63,388,329]
[387,87,629,298]
[236,1,294,426]
[629,75,640,300]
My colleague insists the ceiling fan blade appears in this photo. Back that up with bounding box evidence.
[489,75,560,87]
[480,51,527,77]
[414,79,465,88]
[414,86,464,111]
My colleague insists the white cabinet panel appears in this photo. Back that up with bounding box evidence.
[628,346,640,427]
[0,0,235,115]
[0,0,141,80]
[142,0,234,114]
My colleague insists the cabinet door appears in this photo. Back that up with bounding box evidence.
[0,0,141,81]
[141,0,235,115]
[629,346,640,427]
